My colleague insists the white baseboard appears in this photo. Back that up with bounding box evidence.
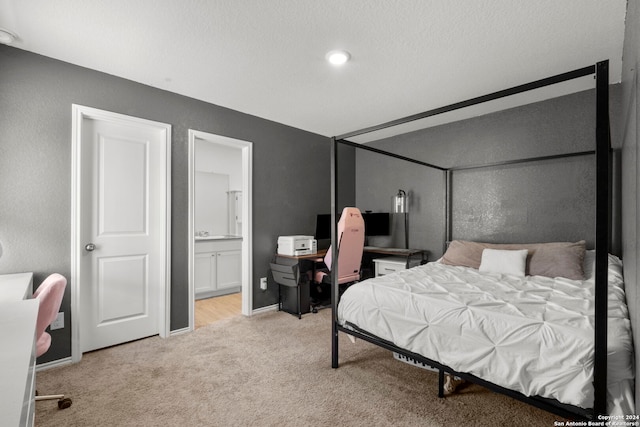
[169,303,278,337]
[170,326,191,336]
[40,304,282,368]
[36,356,73,372]
[250,303,278,316]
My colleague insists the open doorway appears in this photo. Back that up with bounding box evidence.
[188,130,253,330]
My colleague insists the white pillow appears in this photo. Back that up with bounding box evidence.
[479,248,528,277]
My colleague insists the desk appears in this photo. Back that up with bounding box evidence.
[274,249,327,262]
[271,247,428,316]
[0,272,34,301]
[275,247,428,264]
[271,251,326,318]
[0,272,37,427]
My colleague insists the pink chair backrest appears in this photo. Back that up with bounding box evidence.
[33,273,67,357]
[324,207,365,283]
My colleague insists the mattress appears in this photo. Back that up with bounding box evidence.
[337,252,634,414]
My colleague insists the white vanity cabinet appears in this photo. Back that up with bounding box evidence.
[195,238,242,299]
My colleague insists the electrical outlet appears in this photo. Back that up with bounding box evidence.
[260,277,267,290]
[50,312,64,330]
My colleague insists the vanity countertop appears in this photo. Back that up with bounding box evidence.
[195,235,242,241]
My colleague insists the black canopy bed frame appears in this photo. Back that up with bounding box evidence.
[329,60,611,420]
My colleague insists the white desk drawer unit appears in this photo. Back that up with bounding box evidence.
[0,272,37,427]
[373,256,421,277]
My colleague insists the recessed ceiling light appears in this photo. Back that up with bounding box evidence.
[0,28,16,45]
[326,50,351,66]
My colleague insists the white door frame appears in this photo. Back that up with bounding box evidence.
[70,105,172,363]
[188,129,253,327]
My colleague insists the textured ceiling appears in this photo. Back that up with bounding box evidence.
[0,1,628,141]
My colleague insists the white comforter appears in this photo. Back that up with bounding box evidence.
[337,253,634,413]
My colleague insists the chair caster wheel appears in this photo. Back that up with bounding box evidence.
[58,398,72,409]
[312,307,318,313]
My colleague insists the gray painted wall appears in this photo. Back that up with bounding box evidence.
[356,87,622,262]
[0,45,330,362]
[336,143,357,212]
[620,0,640,411]
[355,150,444,253]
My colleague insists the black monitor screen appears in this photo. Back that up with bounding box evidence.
[363,212,390,236]
[315,214,332,240]
[316,211,390,239]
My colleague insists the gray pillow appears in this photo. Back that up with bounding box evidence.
[441,240,587,280]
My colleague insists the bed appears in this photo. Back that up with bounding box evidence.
[338,246,634,415]
[329,61,627,420]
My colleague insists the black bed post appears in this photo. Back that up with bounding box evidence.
[329,63,610,418]
[331,136,340,369]
[593,59,610,417]
[445,170,452,249]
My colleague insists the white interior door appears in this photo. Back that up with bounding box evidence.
[73,106,171,353]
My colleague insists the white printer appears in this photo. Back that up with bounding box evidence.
[277,235,317,256]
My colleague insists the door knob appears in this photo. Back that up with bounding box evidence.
[85,243,96,252]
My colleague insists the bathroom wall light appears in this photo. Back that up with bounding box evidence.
[0,28,16,45]
[326,50,351,66]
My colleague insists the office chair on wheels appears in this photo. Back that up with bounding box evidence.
[312,207,365,310]
[33,273,72,410]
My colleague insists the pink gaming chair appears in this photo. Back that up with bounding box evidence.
[33,273,72,409]
[314,207,365,286]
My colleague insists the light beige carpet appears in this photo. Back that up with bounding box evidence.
[35,309,560,426]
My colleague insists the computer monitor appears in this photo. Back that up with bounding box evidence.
[315,211,390,239]
[315,214,332,240]
[362,212,390,236]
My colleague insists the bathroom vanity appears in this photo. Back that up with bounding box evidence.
[195,236,242,299]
